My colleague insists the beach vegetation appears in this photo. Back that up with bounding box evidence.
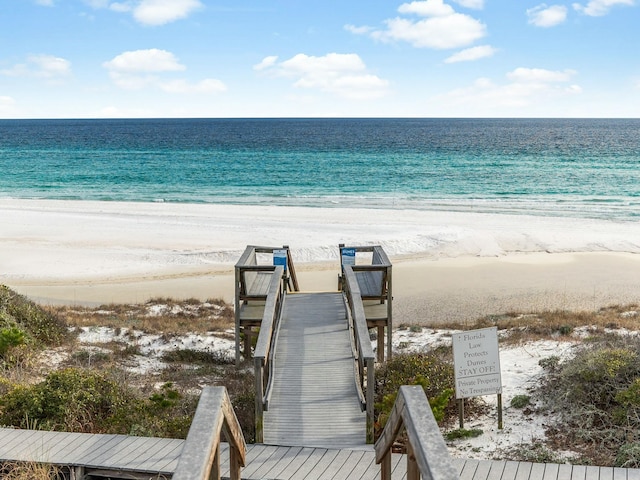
[373,351,484,442]
[50,296,234,335]
[509,394,531,409]
[4,285,640,466]
[0,286,69,347]
[0,461,61,480]
[445,428,483,441]
[539,334,640,466]
[0,367,196,438]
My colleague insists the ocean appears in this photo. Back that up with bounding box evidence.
[1,118,640,221]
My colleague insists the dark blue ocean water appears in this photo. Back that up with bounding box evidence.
[1,118,640,220]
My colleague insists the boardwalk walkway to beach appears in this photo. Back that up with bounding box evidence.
[262,292,366,448]
[2,244,640,479]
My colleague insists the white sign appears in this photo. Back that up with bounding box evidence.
[452,326,502,399]
[341,247,356,266]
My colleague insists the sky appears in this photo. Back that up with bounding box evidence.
[1,0,639,118]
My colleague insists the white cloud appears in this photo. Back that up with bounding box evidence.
[527,4,568,26]
[365,0,487,49]
[255,53,390,100]
[572,0,635,16]
[399,0,455,16]
[253,56,279,71]
[444,45,496,63]
[35,0,55,6]
[133,0,203,26]
[0,54,71,80]
[344,24,374,35]
[507,67,575,83]
[437,67,580,110]
[103,49,225,94]
[452,0,484,8]
[83,0,202,25]
[103,49,185,73]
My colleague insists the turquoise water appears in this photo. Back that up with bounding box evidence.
[1,118,640,220]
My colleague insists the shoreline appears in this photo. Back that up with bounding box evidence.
[3,198,640,324]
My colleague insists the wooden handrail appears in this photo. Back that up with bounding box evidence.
[339,244,393,363]
[235,245,298,364]
[253,265,286,443]
[342,264,376,443]
[173,387,246,480]
[375,386,458,480]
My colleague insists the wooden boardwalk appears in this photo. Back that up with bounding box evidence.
[0,427,183,477]
[2,429,639,480]
[263,292,366,448]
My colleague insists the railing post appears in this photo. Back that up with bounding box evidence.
[366,357,375,444]
[254,358,264,443]
[407,441,418,480]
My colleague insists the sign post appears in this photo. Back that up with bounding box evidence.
[452,326,502,429]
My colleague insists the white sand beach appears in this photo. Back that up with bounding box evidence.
[3,198,640,324]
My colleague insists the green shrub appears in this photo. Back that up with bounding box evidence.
[510,394,531,409]
[445,428,483,441]
[374,353,457,438]
[0,368,130,432]
[539,355,560,372]
[540,336,640,464]
[0,327,26,358]
[0,368,196,438]
[616,442,640,468]
[0,286,68,346]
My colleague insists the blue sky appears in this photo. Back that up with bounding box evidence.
[1,0,639,118]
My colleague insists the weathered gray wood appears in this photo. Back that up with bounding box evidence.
[529,462,547,480]
[375,385,458,480]
[459,459,481,480]
[2,432,640,480]
[263,292,367,448]
[257,445,304,479]
[172,386,246,480]
[569,464,587,480]
[253,265,285,442]
[342,265,377,441]
[513,461,534,480]
[354,269,385,298]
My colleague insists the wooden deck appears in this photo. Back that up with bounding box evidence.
[0,427,183,478]
[263,292,366,448]
[2,429,639,480]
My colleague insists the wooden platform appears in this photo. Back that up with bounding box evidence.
[263,292,366,448]
[0,427,183,478]
[2,429,639,480]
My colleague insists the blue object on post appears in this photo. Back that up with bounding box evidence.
[273,249,287,271]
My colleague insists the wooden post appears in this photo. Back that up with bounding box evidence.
[234,265,241,365]
[381,451,392,480]
[254,358,264,443]
[497,393,503,429]
[210,445,220,480]
[407,441,419,480]
[366,357,375,444]
[458,398,464,429]
[377,325,384,363]
[243,326,252,360]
